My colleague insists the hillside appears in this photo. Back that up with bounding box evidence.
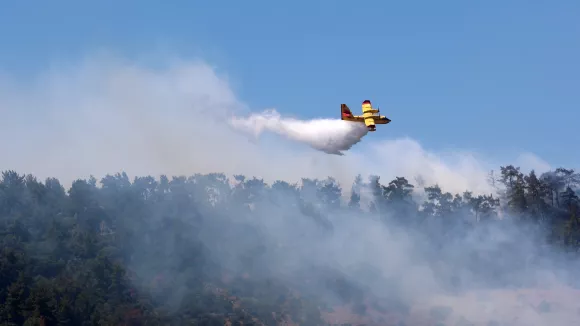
[0,165,579,325]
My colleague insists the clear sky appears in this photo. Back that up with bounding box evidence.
[1,0,579,167]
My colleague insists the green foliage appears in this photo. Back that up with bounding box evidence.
[0,165,578,325]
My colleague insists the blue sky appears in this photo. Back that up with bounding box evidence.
[2,0,579,168]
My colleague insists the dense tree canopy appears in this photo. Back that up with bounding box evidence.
[0,165,579,325]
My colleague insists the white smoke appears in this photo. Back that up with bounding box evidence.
[0,55,548,195]
[229,109,369,155]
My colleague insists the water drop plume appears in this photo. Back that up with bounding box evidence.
[229,109,369,155]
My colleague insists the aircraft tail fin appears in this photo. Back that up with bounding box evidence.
[341,104,353,120]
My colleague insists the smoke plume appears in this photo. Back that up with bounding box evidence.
[229,108,369,155]
[3,53,573,325]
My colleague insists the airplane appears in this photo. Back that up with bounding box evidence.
[340,100,391,131]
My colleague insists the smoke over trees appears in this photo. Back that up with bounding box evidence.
[1,165,579,325]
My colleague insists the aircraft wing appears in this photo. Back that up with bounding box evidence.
[341,104,364,122]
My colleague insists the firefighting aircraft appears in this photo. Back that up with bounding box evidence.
[340,100,391,131]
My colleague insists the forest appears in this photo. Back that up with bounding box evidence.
[1,164,579,325]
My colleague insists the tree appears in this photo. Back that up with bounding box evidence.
[524,170,550,221]
[499,165,527,215]
[468,193,500,222]
[348,174,363,210]
[383,177,417,224]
